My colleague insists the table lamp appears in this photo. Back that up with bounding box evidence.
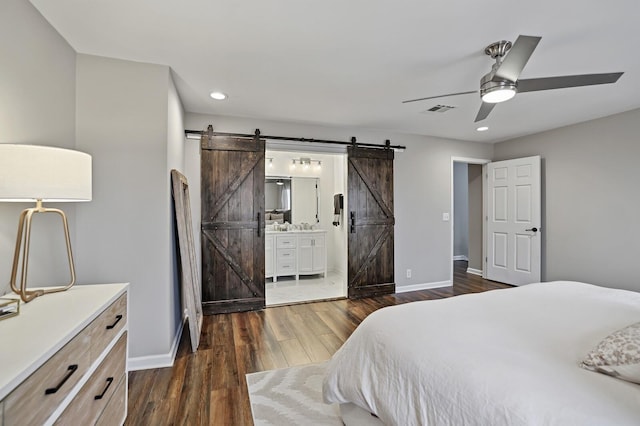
[0,144,92,302]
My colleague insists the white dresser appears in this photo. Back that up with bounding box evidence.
[0,284,128,426]
[266,230,327,282]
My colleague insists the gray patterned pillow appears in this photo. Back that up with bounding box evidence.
[581,322,640,384]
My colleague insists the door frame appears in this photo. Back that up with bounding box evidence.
[264,142,350,300]
[449,156,490,285]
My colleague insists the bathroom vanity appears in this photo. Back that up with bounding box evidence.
[265,230,327,282]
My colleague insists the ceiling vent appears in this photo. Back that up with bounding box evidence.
[422,104,456,113]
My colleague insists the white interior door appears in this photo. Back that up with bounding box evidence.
[485,156,541,285]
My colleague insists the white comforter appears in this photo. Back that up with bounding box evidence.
[323,282,640,425]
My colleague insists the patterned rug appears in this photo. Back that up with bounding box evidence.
[246,362,342,425]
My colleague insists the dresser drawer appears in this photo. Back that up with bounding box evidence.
[89,293,127,363]
[3,322,92,426]
[276,235,297,249]
[277,248,296,261]
[95,375,127,426]
[55,332,127,425]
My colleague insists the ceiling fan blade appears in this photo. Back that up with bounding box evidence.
[474,102,496,122]
[493,35,541,83]
[402,90,477,104]
[517,72,623,93]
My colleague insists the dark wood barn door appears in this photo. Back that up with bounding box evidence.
[347,146,395,298]
[200,133,265,314]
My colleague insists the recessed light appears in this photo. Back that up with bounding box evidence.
[476,126,489,132]
[209,91,227,100]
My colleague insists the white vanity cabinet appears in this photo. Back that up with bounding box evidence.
[297,232,326,277]
[266,230,327,282]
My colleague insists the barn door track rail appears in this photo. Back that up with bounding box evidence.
[185,126,406,151]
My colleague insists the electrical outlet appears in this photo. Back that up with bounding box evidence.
[406,269,412,278]
[442,212,450,221]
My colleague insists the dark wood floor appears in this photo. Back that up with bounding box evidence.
[126,261,510,425]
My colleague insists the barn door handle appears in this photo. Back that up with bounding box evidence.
[350,212,356,233]
[257,212,261,237]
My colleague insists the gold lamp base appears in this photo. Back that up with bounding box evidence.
[10,200,76,303]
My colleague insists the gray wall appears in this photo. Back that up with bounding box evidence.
[185,113,494,288]
[75,54,184,363]
[467,164,483,271]
[494,108,640,291]
[453,163,469,258]
[1,1,185,364]
[397,138,493,286]
[0,0,77,295]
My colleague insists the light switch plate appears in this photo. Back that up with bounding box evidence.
[442,212,450,221]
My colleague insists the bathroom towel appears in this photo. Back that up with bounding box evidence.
[333,194,343,226]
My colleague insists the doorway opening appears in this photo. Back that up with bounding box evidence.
[264,148,348,306]
[450,157,489,284]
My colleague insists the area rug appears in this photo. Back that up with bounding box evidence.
[246,362,342,425]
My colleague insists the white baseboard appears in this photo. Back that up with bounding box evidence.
[453,255,468,261]
[128,321,184,371]
[396,280,451,293]
[466,268,483,276]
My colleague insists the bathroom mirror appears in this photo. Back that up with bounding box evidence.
[265,176,319,224]
[265,177,291,211]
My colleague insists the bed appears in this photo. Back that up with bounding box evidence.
[322,281,640,425]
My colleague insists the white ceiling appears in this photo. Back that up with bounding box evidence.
[30,0,640,143]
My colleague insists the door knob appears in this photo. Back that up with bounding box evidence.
[525,227,538,232]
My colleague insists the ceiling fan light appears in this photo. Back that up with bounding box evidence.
[481,86,516,103]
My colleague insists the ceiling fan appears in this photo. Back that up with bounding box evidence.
[403,35,624,122]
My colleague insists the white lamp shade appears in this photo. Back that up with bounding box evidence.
[0,144,92,202]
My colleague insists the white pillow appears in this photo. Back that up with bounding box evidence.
[581,322,640,384]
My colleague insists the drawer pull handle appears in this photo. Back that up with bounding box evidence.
[106,314,123,330]
[94,377,114,400]
[45,364,78,395]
